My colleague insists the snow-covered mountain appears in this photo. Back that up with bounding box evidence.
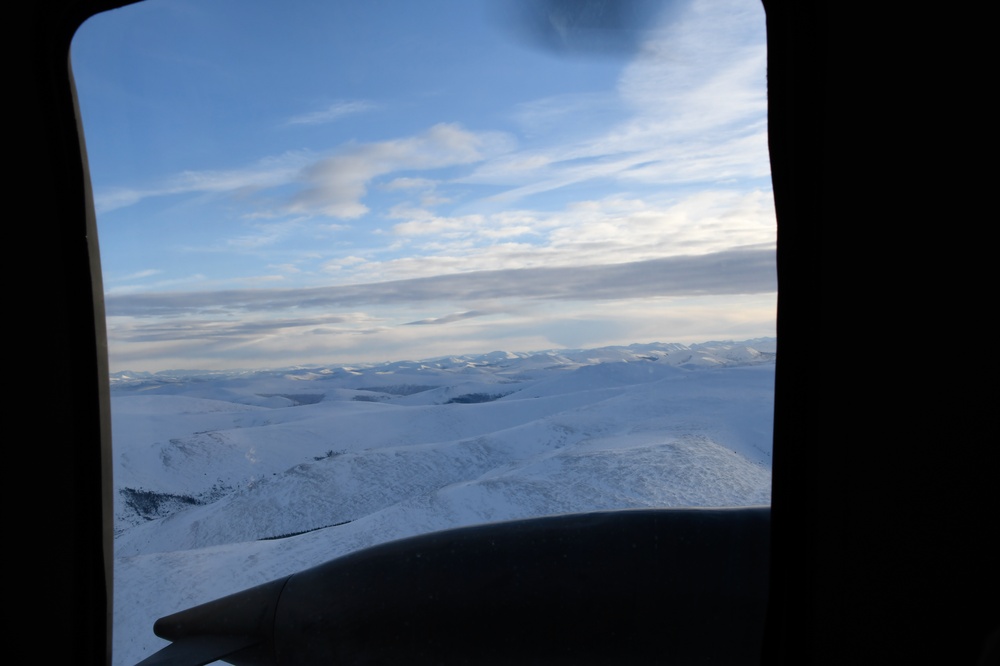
[112,339,775,666]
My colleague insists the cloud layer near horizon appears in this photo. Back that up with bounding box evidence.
[106,247,775,318]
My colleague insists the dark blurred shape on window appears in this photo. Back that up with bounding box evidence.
[491,0,681,58]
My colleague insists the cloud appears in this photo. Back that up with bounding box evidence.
[105,273,209,296]
[392,214,487,238]
[287,123,514,218]
[104,291,777,372]
[93,151,313,214]
[403,311,491,326]
[109,269,162,282]
[109,313,364,343]
[382,177,437,190]
[105,246,775,318]
[284,100,377,126]
[354,189,773,282]
[93,124,514,218]
[512,92,625,139]
[617,10,767,131]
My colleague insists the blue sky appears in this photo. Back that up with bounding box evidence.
[72,0,775,372]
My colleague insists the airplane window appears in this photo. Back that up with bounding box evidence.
[72,1,775,663]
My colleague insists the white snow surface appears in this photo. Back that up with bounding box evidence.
[112,340,775,665]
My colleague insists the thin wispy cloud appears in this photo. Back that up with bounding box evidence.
[382,177,438,190]
[93,151,314,214]
[105,273,209,296]
[110,313,364,343]
[108,269,162,283]
[404,310,490,326]
[284,100,378,126]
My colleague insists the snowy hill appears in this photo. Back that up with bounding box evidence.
[112,339,774,666]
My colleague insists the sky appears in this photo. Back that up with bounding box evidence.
[72,0,775,372]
